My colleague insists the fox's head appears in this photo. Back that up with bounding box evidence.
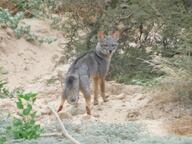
[96,31,119,57]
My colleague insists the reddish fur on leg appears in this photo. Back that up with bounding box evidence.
[85,97,91,115]
[57,105,63,112]
[86,106,91,115]
[93,77,99,105]
[57,94,65,113]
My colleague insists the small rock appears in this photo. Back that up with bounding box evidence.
[59,112,73,119]
[6,28,14,37]
[116,93,126,100]
[1,68,8,74]
[18,52,24,56]
[93,114,100,118]
[82,114,92,120]
[23,66,29,71]
[144,112,154,119]
[97,106,103,111]
[127,111,140,121]
[0,41,6,48]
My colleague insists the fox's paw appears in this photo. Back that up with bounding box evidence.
[94,101,99,105]
[57,105,63,112]
[103,98,109,103]
[86,106,91,115]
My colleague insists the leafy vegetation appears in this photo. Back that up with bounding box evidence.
[0,137,6,144]
[157,56,192,99]
[0,80,12,98]
[7,90,43,139]
[0,8,23,29]
[0,0,192,86]
[0,87,42,141]
[11,0,43,16]
[2,0,191,84]
[0,8,56,44]
[57,0,191,85]
[14,25,57,44]
[27,0,188,85]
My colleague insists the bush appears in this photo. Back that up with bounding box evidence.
[49,0,191,85]
[7,90,43,139]
[0,8,56,44]
[158,56,192,99]
[4,0,191,85]
[0,137,6,144]
[0,8,24,29]
[0,80,12,98]
[11,0,43,17]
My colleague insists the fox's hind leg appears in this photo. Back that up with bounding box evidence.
[57,92,65,112]
[85,96,91,115]
[81,88,91,115]
[80,75,91,115]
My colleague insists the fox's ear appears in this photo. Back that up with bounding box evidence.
[97,32,104,41]
[111,31,120,41]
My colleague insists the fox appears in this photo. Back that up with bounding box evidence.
[57,31,119,115]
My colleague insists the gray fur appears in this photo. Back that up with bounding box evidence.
[64,35,118,105]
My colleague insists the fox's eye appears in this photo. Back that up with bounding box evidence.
[112,44,116,47]
[103,44,108,47]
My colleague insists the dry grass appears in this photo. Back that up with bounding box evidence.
[0,0,18,13]
[148,56,192,106]
[157,56,192,99]
[150,89,179,105]
[166,116,192,135]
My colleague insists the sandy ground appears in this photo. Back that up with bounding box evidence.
[1,18,192,140]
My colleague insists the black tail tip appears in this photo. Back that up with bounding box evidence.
[67,76,75,85]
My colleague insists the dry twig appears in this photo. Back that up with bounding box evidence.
[48,105,81,144]
[41,132,62,137]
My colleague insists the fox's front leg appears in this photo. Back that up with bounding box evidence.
[93,77,99,105]
[100,77,108,102]
[57,94,65,112]
[85,96,91,115]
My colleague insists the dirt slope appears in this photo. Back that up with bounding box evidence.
[0,19,66,90]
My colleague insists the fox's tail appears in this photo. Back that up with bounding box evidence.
[57,74,79,112]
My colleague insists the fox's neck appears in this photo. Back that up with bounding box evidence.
[95,43,111,60]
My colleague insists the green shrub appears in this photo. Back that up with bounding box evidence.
[46,0,191,85]
[0,80,12,98]
[0,137,6,144]
[7,90,43,139]
[0,8,24,29]
[11,0,44,16]
[0,8,56,44]
[14,25,57,44]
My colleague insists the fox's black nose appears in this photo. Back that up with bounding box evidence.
[109,50,112,53]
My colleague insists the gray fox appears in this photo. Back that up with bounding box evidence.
[57,31,119,115]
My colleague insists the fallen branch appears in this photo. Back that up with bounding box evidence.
[41,132,62,137]
[48,105,81,144]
